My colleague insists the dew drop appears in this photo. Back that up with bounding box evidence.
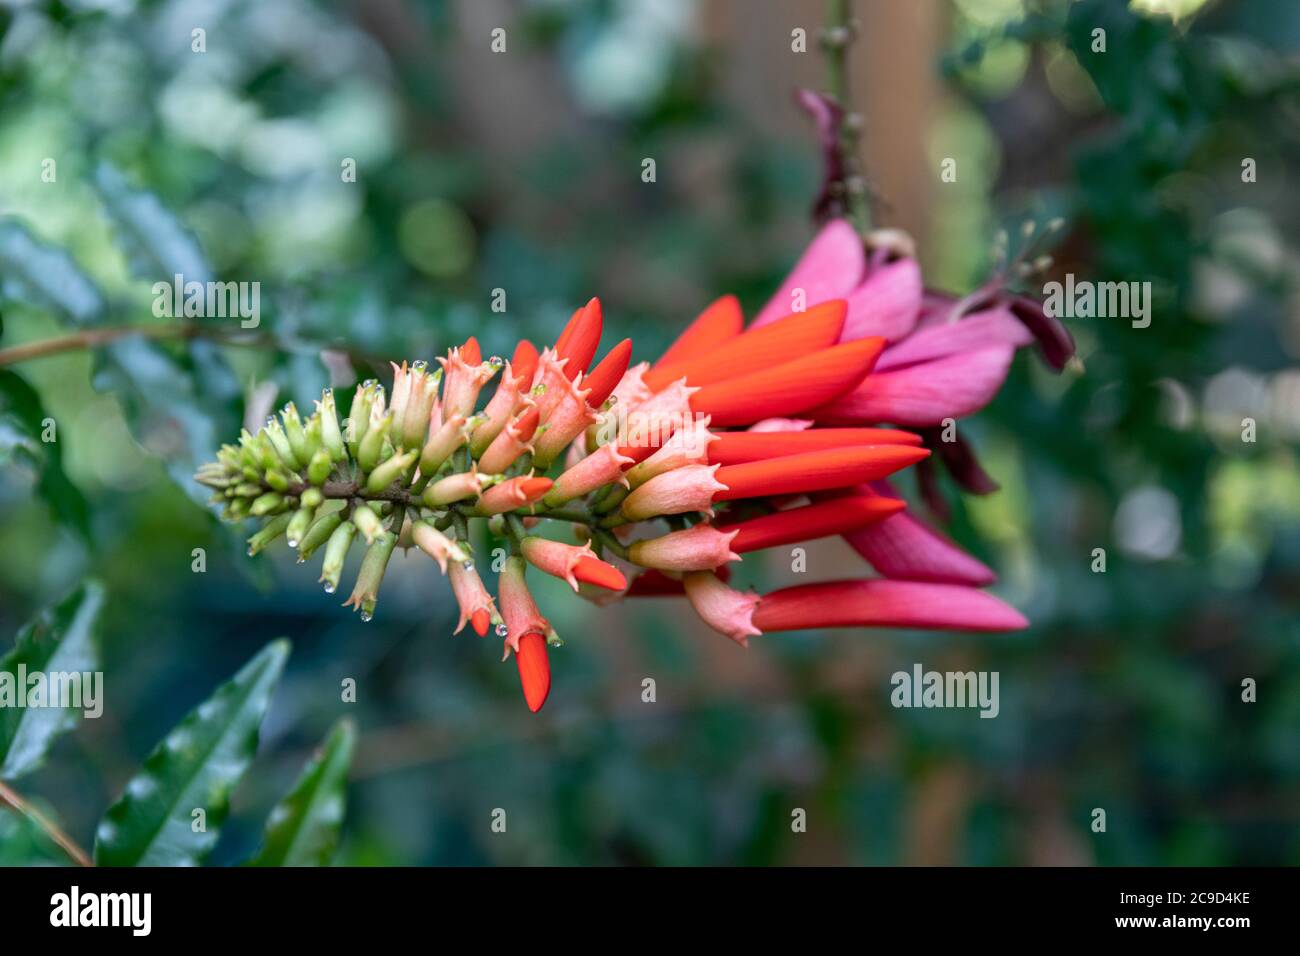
[246,546,256,557]
[360,610,373,623]
[413,360,428,371]
[462,560,475,571]
[362,378,378,388]
[323,582,337,594]
[495,623,508,637]
[287,538,299,548]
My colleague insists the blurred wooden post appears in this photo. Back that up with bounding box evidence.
[704,0,945,244]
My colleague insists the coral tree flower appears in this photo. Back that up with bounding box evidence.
[201,217,1071,713]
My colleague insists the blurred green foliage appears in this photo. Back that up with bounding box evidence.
[0,0,1297,866]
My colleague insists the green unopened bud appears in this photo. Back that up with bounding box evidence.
[282,403,310,465]
[286,505,315,548]
[264,417,299,469]
[250,491,286,516]
[307,448,332,485]
[227,498,251,520]
[320,520,357,593]
[344,530,397,621]
[264,469,292,492]
[303,412,323,461]
[365,448,418,494]
[233,482,262,498]
[301,487,323,509]
[346,381,382,458]
[358,412,393,472]
[353,502,383,544]
[317,389,346,461]
[246,512,293,555]
[298,510,344,561]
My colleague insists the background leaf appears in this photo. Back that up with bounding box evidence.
[93,163,214,286]
[0,581,104,780]
[92,639,290,867]
[0,368,91,538]
[0,219,105,326]
[249,718,356,867]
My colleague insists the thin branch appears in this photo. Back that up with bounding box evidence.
[0,779,93,867]
[0,322,262,367]
[0,321,392,370]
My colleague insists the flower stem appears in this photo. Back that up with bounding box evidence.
[593,528,631,562]
[823,0,871,233]
[0,780,92,867]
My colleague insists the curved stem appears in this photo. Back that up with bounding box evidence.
[0,780,92,867]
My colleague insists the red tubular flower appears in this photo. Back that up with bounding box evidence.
[448,560,499,636]
[478,406,539,474]
[713,445,929,501]
[547,443,632,505]
[471,342,538,455]
[514,632,551,713]
[499,556,551,711]
[752,579,1028,633]
[521,536,627,591]
[653,294,743,369]
[708,426,921,464]
[555,297,603,379]
[718,494,906,553]
[511,338,539,386]
[478,476,552,515]
[621,463,726,520]
[582,338,633,409]
[460,336,482,365]
[688,337,884,426]
[683,571,760,646]
[627,524,740,571]
[642,299,847,391]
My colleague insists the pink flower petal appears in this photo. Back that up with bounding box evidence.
[845,479,996,584]
[750,219,865,329]
[754,579,1028,632]
[876,306,1033,370]
[844,482,996,586]
[841,258,922,344]
[812,345,1015,427]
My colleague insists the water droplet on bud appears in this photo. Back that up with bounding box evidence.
[462,560,475,571]
[287,538,299,548]
[360,610,373,622]
[246,546,256,557]
[495,623,508,637]
[323,582,336,594]
[412,360,427,371]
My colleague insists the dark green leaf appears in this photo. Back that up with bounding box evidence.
[0,368,91,538]
[93,639,290,867]
[249,718,356,867]
[0,581,104,780]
